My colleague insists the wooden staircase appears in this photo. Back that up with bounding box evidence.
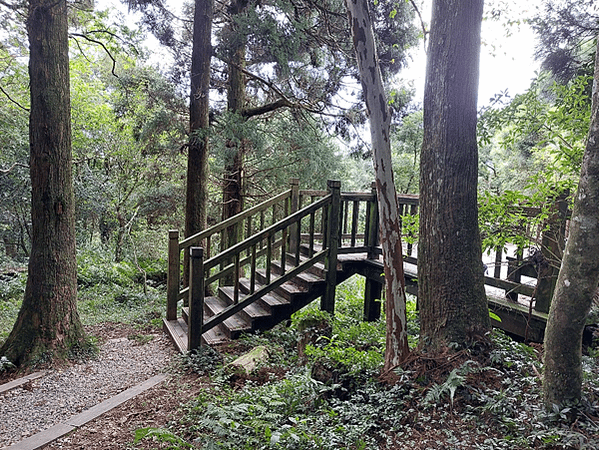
[164,251,356,352]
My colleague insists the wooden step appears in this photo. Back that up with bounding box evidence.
[254,268,309,301]
[238,278,292,315]
[203,296,252,339]
[163,317,227,351]
[270,259,326,290]
[218,286,272,328]
[163,318,188,353]
[181,304,243,343]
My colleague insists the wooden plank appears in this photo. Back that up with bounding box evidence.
[0,371,46,395]
[163,318,188,353]
[488,294,547,342]
[484,275,535,297]
[5,375,167,450]
[5,422,76,450]
[68,374,167,426]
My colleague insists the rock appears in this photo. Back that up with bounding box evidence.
[228,345,270,375]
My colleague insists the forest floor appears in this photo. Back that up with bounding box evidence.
[2,264,599,450]
[2,320,599,450]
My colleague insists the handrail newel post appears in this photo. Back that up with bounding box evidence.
[364,182,382,320]
[322,180,341,313]
[366,182,379,260]
[289,178,300,262]
[167,229,180,321]
[189,247,205,352]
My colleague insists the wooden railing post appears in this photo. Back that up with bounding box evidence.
[506,252,523,302]
[188,247,205,352]
[493,247,503,279]
[364,279,382,322]
[364,181,382,320]
[366,182,379,260]
[289,178,300,263]
[535,193,569,313]
[322,180,341,313]
[167,230,180,321]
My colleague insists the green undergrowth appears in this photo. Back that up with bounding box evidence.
[76,248,167,329]
[139,275,599,450]
[0,269,26,345]
[0,248,167,351]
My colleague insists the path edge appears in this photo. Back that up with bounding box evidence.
[3,373,168,450]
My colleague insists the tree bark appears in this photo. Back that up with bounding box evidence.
[346,0,410,369]
[222,0,249,251]
[1,0,85,367]
[418,0,490,350]
[185,0,213,248]
[543,40,599,409]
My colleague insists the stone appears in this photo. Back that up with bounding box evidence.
[228,345,270,375]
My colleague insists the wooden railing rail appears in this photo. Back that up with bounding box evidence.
[180,189,293,249]
[203,194,333,288]
[167,185,294,320]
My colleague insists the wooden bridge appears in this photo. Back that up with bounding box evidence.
[163,180,568,353]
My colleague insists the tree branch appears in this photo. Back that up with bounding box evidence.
[0,162,28,174]
[241,98,293,119]
[70,32,118,77]
[409,0,428,53]
[0,85,29,111]
[0,0,18,9]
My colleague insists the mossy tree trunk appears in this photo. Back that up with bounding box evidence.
[0,0,86,367]
[418,0,490,350]
[543,40,599,409]
[346,0,410,369]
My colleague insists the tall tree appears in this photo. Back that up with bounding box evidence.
[186,0,213,243]
[1,0,86,366]
[346,0,409,369]
[418,0,490,350]
[543,39,599,410]
[221,0,250,249]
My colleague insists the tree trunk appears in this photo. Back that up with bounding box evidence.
[418,0,490,350]
[346,0,410,369]
[185,0,213,280]
[543,40,599,409]
[222,0,249,250]
[1,0,85,367]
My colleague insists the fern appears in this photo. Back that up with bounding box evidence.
[133,427,194,449]
[421,360,479,408]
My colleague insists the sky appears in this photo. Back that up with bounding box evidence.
[404,1,542,106]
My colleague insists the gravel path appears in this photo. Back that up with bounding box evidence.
[0,329,175,448]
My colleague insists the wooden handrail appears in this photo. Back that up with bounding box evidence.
[204,194,332,271]
[180,188,292,249]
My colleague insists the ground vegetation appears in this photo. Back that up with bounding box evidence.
[3,272,598,449]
